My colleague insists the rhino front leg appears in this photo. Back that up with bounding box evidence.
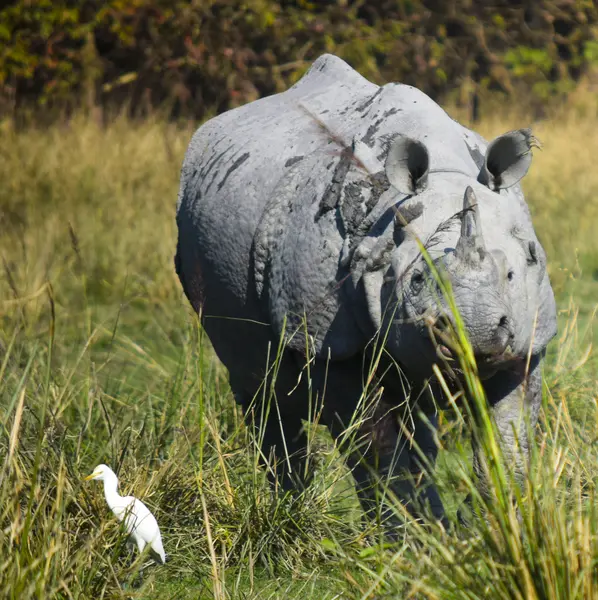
[320,364,446,527]
[234,351,316,493]
[241,393,311,492]
[332,396,413,527]
[335,403,445,527]
[473,353,543,497]
[410,411,445,520]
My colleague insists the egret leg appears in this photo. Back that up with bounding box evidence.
[129,537,147,588]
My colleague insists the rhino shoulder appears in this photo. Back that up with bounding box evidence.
[253,151,371,361]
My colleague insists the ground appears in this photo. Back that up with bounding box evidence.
[0,96,597,599]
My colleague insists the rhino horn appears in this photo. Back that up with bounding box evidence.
[455,186,486,264]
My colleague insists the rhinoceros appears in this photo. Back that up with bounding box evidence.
[175,54,557,523]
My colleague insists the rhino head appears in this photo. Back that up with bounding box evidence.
[361,129,551,380]
[396,186,514,379]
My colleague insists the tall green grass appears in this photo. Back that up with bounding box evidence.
[0,100,597,598]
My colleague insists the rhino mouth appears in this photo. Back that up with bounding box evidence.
[435,344,511,380]
[420,313,522,381]
[425,330,517,381]
[474,348,517,379]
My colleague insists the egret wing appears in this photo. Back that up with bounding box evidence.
[112,495,166,563]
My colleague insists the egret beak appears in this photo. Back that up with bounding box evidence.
[83,471,99,481]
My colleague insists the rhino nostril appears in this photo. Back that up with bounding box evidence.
[492,316,512,355]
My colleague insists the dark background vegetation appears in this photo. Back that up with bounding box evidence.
[1,0,597,122]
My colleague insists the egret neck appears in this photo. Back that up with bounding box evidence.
[100,468,123,513]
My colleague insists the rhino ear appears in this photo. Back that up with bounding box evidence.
[385,136,430,195]
[478,129,539,191]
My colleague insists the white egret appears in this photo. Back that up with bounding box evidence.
[84,464,166,564]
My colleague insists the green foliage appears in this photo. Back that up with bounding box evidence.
[585,40,598,64]
[1,0,597,119]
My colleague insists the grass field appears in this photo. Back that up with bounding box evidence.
[0,94,597,599]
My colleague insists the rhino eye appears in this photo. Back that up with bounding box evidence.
[411,270,425,293]
[507,270,515,281]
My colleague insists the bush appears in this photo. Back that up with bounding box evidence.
[0,1,597,120]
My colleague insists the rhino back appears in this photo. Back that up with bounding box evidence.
[176,54,377,306]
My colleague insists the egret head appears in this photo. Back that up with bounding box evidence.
[84,464,114,482]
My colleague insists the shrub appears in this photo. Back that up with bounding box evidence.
[1,0,597,121]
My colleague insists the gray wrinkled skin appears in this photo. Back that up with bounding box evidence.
[175,54,557,526]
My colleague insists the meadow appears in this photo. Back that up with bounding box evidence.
[0,91,597,599]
